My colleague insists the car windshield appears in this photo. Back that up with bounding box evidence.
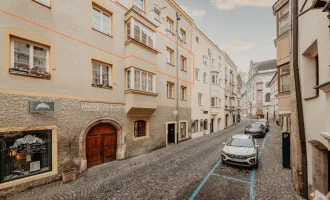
[226,138,254,148]
[258,119,267,122]
[248,124,261,129]
[256,121,266,126]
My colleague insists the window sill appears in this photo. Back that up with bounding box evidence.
[92,28,113,38]
[303,95,319,101]
[154,18,162,24]
[92,84,113,90]
[181,99,187,101]
[126,89,158,96]
[9,68,51,80]
[125,38,159,55]
[181,69,187,72]
[167,63,175,67]
[33,0,51,8]
[133,135,150,141]
[166,29,175,36]
[167,97,175,99]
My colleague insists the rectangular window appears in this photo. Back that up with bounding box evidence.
[129,19,155,48]
[180,122,187,139]
[92,61,112,88]
[33,0,50,7]
[279,65,290,92]
[135,0,144,11]
[10,38,50,79]
[0,130,52,183]
[195,68,200,81]
[154,6,161,21]
[278,4,289,35]
[198,93,203,106]
[167,82,174,98]
[212,59,215,68]
[203,55,208,66]
[212,75,218,84]
[180,28,186,42]
[166,47,174,65]
[181,86,187,101]
[126,67,155,92]
[93,7,111,35]
[203,72,207,83]
[211,97,216,107]
[180,56,187,71]
[167,17,174,32]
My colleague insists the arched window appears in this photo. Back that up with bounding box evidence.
[134,120,146,137]
[200,120,204,131]
[265,93,271,102]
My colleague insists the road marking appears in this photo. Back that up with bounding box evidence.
[211,173,251,184]
[189,159,222,200]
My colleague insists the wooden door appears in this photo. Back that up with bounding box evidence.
[86,123,117,167]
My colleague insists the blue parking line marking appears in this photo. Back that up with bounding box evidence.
[211,173,251,184]
[189,159,222,200]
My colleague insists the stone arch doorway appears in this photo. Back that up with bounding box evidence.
[86,123,117,167]
[310,140,329,194]
[79,118,126,171]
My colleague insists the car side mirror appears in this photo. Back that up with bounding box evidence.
[222,142,226,145]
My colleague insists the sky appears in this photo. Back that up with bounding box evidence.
[176,0,277,73]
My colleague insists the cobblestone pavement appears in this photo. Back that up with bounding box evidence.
[9,119,301,200]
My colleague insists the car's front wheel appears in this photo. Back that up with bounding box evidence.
[254,157,259,168]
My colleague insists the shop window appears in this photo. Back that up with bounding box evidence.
[134,121,146,137]
[0,130,52,183]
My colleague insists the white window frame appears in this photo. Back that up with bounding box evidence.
[203,72,207,83]
[167,17,174,32]
[278,4,290,35]
[180,56,187,71]
[10,38,50,72]
[92,7,112,35]
[127,18,156,49]
[135,0,145,11]
[166,47,174,65]
[198,93,203,106]
[181,86,187,101]
[154,6,161,22]
[203,55,208,66]
[195,68,200,81]
[33,0,50,7]
[212,75,218,84]
[167,82,175,98]
[180,28,186,42]
[126,67,156,93]
[92,61,112,87]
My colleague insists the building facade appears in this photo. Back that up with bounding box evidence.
[245,60,277,119]
[297,0,330,196]
[0,0,195,193]
[268,72,279,121]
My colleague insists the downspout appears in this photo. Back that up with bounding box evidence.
[176,12,180,144]
[208,49,212,134]
[292,0,308,198]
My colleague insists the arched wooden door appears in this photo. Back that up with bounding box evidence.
[86,123,117,167]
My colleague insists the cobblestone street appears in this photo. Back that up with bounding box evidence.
[9,119,300,200]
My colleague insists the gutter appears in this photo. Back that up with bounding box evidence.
[292,0,308,198]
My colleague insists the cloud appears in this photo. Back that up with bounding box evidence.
[180,5,206,18]
[211,0,276,10]
[224,41,255,51]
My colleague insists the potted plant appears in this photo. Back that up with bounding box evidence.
[61,127,79,183]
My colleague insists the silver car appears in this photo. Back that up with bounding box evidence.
[221,134,259,167]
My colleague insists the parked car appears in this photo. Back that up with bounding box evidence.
[256,120,269,132]
[244,123,266,138]
[221,134,259,168]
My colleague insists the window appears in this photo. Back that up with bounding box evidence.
[154,6,161,21]
[278,4,289,35]
[134,120,146,137]
[212,75,218,84]
[126,67,155,93]
[195,68,200,80]
[181,86,187,101]
[212,59,215,68]
[180,28,186,42]
[93,7,111,35]
[265,93,270,102]
[180,122,187,139]
[211,97,219,107]
[127,19,155,49]
[166,47,174,65]
[200,120,204,131]
[198,93,203,105]
[192,120,199,132]
[203,72,207,83]
[166,17,174,32]
[203,55,208,66]
[219,63,221,71]
[0,130,52,183]
[10,38,50,79]
[135,0,144,11]
[279,65,290,92]
[92,61,112,88]
[180,56,187,71]
[196,36,199,43]
[34,0,50,7]
[167,82,174,98]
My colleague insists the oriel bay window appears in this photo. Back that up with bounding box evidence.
[10,38,50,79]
[279,65,290,92]
[0,130,52,183]
[92,61,112,88]
[278,3,289,35]
[126,67,156,93]
[126,18,156,49]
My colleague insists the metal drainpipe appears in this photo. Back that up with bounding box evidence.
[176,12,180,144]
[209,49,212,134]
[292,0,308,198]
